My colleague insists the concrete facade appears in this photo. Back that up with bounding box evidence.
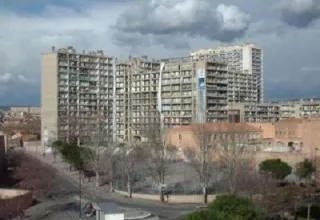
[228,102,280,123]
[273,98,320,119]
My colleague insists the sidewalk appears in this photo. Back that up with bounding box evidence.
[25,149,196,209]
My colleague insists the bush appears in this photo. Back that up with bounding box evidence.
[58,143,84,170]
[259,159,292,179]
[186,194,265,220]
[296,159,315,180]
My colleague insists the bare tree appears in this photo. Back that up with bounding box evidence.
[81,121,114,187]
[114,143,146,198]
[217,123,258,193]
[143,122,175,203]
[184,124,219,204]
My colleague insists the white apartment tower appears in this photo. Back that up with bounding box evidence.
[191,43,263,103]
[41,46,116,146]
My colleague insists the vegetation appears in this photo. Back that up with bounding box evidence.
[296,159,315,180]
[57,142,84,170]
[186,194,265,220]
[259,159,292,179]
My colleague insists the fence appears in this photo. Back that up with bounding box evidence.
[113,179,221,195]
[112,179,220,203]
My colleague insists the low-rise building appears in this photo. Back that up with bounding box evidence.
[166,123,263,154]
[9,106,41,117]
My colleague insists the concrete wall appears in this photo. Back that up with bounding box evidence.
[114,190,217,204]
[41,53,58,147]
[0,189,33,219]
[23,141,42,154]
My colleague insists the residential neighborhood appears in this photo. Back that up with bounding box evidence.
[1,0,320,219]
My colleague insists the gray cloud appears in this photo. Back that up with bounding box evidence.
[113,32,190,50]
[114,0,251,43]
[277,0,320,28]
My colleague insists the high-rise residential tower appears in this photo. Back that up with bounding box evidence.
[191,43,263,103]
[41,46,116,146]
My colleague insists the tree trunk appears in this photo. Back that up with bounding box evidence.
[160,186,164,203]
[202,186,208,204]
[96,171,100,187]
[127,180,132,198]
[307,203,311,220]
[110,179,114,192]
[228,177,235,193]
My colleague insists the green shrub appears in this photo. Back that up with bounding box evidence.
[186,194,264,220]
[259,159,292,179]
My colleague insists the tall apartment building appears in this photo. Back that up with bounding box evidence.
[115,58,160,143]
[191,43,263,103]
[115,55,267,142]
[42,47,267,144]
[41,46,116,146]
[159,56,229,127]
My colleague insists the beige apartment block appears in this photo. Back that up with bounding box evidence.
[273,98,320,119]
[41,46,115,146]
[228,102,280,123]
[191,43,263,103]
[115,57,160,143]
[115,54,267,142]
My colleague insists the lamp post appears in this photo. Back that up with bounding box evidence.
[315,148,319,181]
[79,163,82,220]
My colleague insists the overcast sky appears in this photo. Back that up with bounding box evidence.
[0,0,320,106]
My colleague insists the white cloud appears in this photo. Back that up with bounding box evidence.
[0,73,13,83]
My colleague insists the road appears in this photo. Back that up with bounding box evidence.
[28,152,197,220]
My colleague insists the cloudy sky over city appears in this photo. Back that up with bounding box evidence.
[0,0,320,105]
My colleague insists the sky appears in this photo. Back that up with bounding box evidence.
[0,0,320,106]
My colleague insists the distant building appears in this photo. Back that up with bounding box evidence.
[273,98,320,119]
[9,106,41,117]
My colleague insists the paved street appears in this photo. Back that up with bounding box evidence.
[25,149,197,220]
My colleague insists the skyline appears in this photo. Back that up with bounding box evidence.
[0,0,320,105]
